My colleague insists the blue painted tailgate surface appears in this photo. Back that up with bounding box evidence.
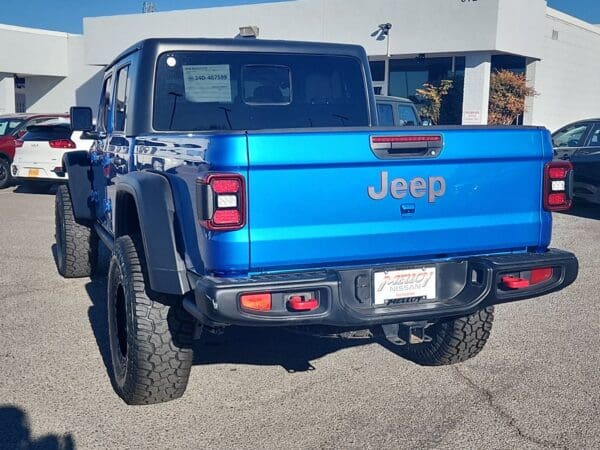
[244,128,552,273]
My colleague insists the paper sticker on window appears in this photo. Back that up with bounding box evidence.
[182,65,232,103]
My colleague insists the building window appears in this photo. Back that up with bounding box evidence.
[369,61,386,82]
[388,56,465,124]
[491,55,526,74]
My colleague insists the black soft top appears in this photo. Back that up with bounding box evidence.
[108,37,370,71]
[106,37,376,135]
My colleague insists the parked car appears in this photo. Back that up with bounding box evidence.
[11,119,90,184]
[375,95,423,126]
[58,38,576,405]
[552,119,600,204]
[0,113,68,189]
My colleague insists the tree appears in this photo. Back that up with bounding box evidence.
[488,69,537,125]
[416,79,453,125]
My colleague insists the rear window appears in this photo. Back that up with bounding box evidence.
[153,51,369,131]
[398,105,418,126]
[0,119,24,136]
[22,125,72,141]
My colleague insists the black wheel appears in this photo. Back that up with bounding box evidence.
[54,184,97,278]
[151,158,165,171]
[399,307,494,366]
[0,157,12,189]
[107,235,194,405]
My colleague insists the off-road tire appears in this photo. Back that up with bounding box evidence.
[0,157,11,189]
[400,307,494,366]
[55,184,97,277]
[107,235,194,405]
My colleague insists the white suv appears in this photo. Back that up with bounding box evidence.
[11,119,91,183]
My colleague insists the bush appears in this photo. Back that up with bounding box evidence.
[416,80,453,125]
[488,69,537,125]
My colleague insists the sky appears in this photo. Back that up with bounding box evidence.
[0,0,289,33]
[0,0,598,34]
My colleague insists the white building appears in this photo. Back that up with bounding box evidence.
[2,0,600,131]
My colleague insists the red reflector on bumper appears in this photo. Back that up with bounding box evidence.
[287,296,319,311]
[530,268,553,284]
[240,293,272,311]
[501,276,530,289]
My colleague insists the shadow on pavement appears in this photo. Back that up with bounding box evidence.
[12,182,58,195]
[0,405,74,450]
[559,201,600,220]
[194,326,373,372]
[83,271,375,377]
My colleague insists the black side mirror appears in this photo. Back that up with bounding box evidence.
[70,106,94,131]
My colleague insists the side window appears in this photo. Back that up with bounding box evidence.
[552,122,590,148]
[585,124,600,147]
[398,105,418,126]
[377,103,394,126]
[114,66,130,132]
[98,75,113,133]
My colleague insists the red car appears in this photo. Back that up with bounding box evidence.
[0,113,68,189]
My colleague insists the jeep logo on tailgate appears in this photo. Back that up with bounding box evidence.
[368,172,446,203]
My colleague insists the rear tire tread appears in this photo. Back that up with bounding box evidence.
[110,235,194,405]
[55,184,96,278]
[400,307,494,366]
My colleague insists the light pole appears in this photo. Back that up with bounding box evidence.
[378,23,392,57]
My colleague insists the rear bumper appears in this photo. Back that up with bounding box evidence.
[12,162,67,181]
[184,249,578,327]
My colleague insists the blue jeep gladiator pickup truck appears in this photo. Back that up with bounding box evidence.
[56,38,578,405]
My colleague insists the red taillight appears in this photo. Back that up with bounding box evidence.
[543,161,572,211]
[548,166,567,179]
[213,209,241,226]
[547,192,567,206]
[240,293,272,311]
[15,140,23,148]
[198,173,245,231]
[212,178,240,194]
[49,139,76,149]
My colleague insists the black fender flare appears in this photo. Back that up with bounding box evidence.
[114,171,190,295]
[62,151,94,222]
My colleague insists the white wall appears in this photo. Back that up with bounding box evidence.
[83,0,547,66]
[529,9,600,131]
[0,24,70,77]
[25,35,103,114]
[0,74,15,114]
[462,53,492,125]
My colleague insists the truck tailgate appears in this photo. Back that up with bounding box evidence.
[246,128,550,272]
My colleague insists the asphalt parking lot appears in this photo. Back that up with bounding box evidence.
[0,185,599,449]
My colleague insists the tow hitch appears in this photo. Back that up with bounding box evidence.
[380,321,433,346]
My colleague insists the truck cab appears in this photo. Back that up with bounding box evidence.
[56,38,577,405]
[375,95,422,127]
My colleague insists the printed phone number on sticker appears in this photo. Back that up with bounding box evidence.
[187,75,229,81]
